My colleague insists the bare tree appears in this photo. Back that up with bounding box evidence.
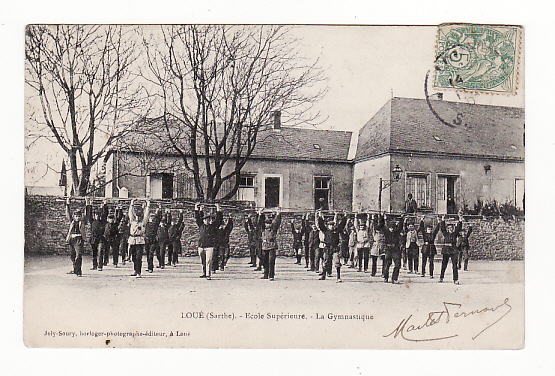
[25,25,144,196]
[138,25,326,201]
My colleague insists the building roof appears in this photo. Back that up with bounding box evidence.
[117,120,353,163]
[251,127,352,162]
[355,97,525,162]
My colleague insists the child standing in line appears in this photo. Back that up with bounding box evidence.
[85,199,107,271]
[128,199,151,278]
[156,209,171,269]
[308,219,320,272]
[348,222,357,269]
[291,219,304,265]
[370,214,386,277]
[245,214,258,267]
[418,216,440,278]
[315,211,348,282]
[118,213,130,265]
[457,224,473,271]
[439,214,463,284]
[144,204,162,273]
[405,222,419,274]
[168,209,184,267]
[354,214,372,272]
[65,197,87,277]
[218,216,234,271]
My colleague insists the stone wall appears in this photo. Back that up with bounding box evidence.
[24,195,524,260]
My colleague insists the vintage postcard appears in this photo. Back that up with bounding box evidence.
[24,24,524,349]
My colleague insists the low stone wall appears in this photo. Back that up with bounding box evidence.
[24,195,524,260]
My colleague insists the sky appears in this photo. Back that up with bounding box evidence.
[25,25,525,187]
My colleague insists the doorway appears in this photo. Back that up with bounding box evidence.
[437,175,459,214]
[264,176,281,208]
[150,173,174,199]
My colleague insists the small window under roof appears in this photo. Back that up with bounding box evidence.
[313,144,321,150]
[433,135,442,142]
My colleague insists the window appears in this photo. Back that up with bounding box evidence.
[237,174,256,202]
[406,174,429,208]
[239,175,255,188]
[515,178,524,210]
[314,176,331,210]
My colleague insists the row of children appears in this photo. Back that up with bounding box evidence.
[289,211,472,284]
[64,197,186,277]
[64,196,471,284]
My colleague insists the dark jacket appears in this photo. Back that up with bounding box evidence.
[291,222,303,249]
[169,212,184,240]
[301,218,311,247]
[316,215,348,250]
[156,212,171,242]
[103,208,122,242]
[195,209,223,248]
[308,228,320,250]
[261,213,282,251]
[377,216,405,251]
[218,218,234,248]
[456,226,473,248]
[245,217,257,246]
[440,219,462,255]
[87,204,108,243]
[418,220,440,255]
[145,209,162,242]
[405,198,418,213]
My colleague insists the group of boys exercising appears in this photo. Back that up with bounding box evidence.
[64,198,472,284]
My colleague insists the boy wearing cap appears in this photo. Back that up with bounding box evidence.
[128,199,151,278]
[245,214,258,267]
[156,209,171,269]
[218,216,234,271]
[439,214,463,284]
[316,210,348,282]
[291,219,304,265]
[370,214,386,277]
[65,197,87,276]
[354,213,372,273]
[117,213,130,265]
[380,213,405,284]
[260,208,282,281]
[418,216,440,278]
[195,203,223,280]
[308,219,320,272]
[405,222,419,274]
[103,206,122,267]
[85,199,107,271]
[301,213,311,269]
[144,204,162,273]
[457,225,473,271]
[168,209,184,267]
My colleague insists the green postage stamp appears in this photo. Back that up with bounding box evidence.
[434,24,521,94]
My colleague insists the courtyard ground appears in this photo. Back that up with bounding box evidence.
[23,254,524,349]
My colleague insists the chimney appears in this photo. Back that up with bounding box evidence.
[272,110,281,130]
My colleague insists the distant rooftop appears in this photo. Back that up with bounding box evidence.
[117,119,353,163]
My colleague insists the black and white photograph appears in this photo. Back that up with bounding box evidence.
[23,23,525,349]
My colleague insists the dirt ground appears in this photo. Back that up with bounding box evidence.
[23,254,524,349]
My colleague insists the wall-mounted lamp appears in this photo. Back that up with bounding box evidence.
[484,164,491,174]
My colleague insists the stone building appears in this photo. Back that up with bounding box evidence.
[353,97,525,214]
[105,116,355,212]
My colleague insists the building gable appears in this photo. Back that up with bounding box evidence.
[356,97,524,162]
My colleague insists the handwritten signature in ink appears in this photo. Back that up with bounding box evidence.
[383,297,512,342]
